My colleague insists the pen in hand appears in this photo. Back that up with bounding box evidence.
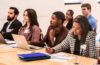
[44,43,54,54]
[44,43,50,48]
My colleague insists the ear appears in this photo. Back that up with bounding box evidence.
[58,19,62,24]
[15,15,18,19]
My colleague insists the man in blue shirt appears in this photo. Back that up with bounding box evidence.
[81,3,97,32]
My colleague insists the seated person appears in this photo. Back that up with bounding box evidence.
[45,15,96,58]
[63,9,74,30]
[18,9,43,47]
[0,7,22,40]
[42,11,68,47]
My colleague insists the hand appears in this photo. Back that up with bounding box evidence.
[49,29,55,46]
[7,29,13,32]
[45,46,54,54]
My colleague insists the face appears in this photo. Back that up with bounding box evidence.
[7,9,15,21]
[50,14,58,27]
[72,22,82,36]
[23,11,29,23]
[81,7,90,17]
[66,11,72,20]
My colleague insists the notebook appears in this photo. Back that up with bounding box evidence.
[17,52,51,61]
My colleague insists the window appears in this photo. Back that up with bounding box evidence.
[64,0,82,5]
[97,0,100,3]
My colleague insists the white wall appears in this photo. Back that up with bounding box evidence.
[0,0,100,35]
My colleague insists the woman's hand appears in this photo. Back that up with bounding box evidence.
[45,46,54,54]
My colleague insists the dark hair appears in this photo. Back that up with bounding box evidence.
[81,3,91,11]
[9,7,19,15]
[53,11,65,23]
[24,8,39,26]
[74,15,93,44]
[67,9,74,16]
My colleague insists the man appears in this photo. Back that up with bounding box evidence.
[42,11,68,47]
[0,7,22,40]
[81,3,97,32]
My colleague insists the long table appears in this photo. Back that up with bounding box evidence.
[0,44,97,65]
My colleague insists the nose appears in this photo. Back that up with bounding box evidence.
[8,13,10,16]
[73,28,76,32]
[50,20,52,23]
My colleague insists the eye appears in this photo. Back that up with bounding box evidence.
[8,12,13,14]
[23,14,28,16]
[82,9,86,10]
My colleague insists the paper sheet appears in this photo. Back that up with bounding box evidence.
[48,52,75,62]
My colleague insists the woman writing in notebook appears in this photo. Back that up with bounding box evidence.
[18,9,43,47]
[45,15,96,58]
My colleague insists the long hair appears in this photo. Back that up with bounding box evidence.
[24,9,39,26]
[73,15,93,44]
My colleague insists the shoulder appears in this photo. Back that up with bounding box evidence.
[4,22,8,25]
[87,31,96,36]
[13,19,22,24]
[86,31,96,39]
[63,27,69,34]
[32,25,41,31]
[88,15,96,22]
[19,26,25,31]
[66,29,74,38]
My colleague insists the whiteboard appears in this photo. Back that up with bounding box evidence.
[64,0,81,4]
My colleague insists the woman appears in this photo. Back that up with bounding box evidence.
[18,9,42,46]
[45,15,96,58]
[63,9,74,30]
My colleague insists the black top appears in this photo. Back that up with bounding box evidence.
[0,19,22,40]
[42,26,68,47]
[74,36,80,55]
[66,19,73,30]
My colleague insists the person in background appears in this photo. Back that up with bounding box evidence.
[45,15,96,58]
[18,9,43,47]
[42,11,68,47]
[63,9,74,30]
[81,3,97,32]
[0,7,22,40]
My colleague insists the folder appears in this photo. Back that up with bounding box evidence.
[17,52,51,61]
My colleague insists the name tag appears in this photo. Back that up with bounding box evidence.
[80,44,87,50]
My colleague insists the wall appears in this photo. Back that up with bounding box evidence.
[0,0,100,35]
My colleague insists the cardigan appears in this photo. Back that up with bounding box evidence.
[53,30,96,58]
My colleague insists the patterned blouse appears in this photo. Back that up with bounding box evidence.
[53,30,96,58]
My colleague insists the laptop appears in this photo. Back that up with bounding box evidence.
[0,33,15,44]
[0,33,6,43]
[12,34,42,50]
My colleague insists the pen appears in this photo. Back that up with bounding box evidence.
[44,43,50,48]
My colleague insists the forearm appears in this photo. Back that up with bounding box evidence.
[53,38,69,53]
